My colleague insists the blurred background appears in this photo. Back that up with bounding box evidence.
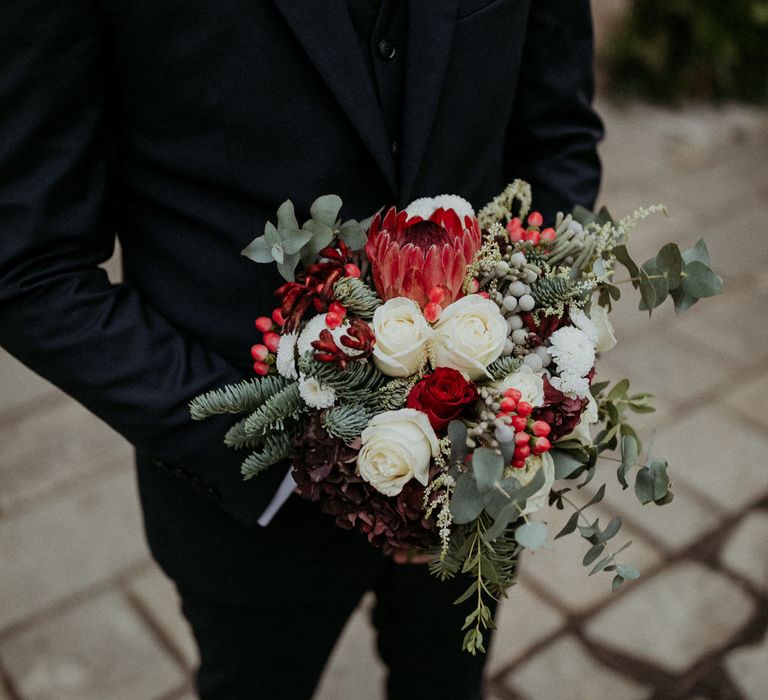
[1,2,767,698]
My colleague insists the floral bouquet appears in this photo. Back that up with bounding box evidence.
[190,181,723,653]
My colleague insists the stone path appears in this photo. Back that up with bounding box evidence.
[0,100,766,699]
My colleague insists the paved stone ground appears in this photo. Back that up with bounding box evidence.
[1,99,767,699]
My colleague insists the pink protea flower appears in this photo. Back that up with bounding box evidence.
[364,196,483,308]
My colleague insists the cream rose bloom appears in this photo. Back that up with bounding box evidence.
[494,365,545,407]
[561,392,598,445]
[371,298,431,377]
[431,295,507,379]
[508,452,555,515]
[589,303,617,352]
[356,409,439,496]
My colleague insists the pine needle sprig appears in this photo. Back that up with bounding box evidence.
[332,277,382,319]
[241,432,293,479]
[482,355,522,382]
[190,376,289,420]
[224,417,265,450]
[299,355,387,402]
[243,382,303,437]
[322,403,372,443]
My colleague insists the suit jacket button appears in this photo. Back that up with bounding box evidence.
[378,39,397,61]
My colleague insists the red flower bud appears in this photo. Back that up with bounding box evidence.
[500,397,518,413]
[540,227,557,243]
[325,311,343,329]
[250,344,269,362]
[511,415,528,432]
[428,286,447,305]
[532,420,551,437]
[511,457,527,469]
[423,302,442,323]
[329,302,347,319]
[527,211,543,228]
[503,388,522,402]
[263,331,281,353]
[344,263,361,278]
[255,316,273,333]
[514,444,531,459]
[524,229,540,245]
[533,436,551,455]
[516,401,533,417]
[253,361,270,376]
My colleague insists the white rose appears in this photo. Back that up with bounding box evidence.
[371,298,431,377]
[589,303,617,352]
[494,365,545,407]
[357,409,439,497]
[431,295,507,379]
[560,392,598,445]
[509,452,555,515]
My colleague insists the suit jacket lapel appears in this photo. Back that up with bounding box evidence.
[271,0,397,193]
[399,0,460,202]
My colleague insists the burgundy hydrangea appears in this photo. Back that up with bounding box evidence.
[532,376,588,441]
[290,415,440,552]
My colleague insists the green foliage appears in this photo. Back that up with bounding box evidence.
[241,195,368,281]
[603,0,768,104]
[298,356,388,404]
[242,382,303,438]
[189,376,289,420]
[332,277,382,319]
[531,274,584,310]
[482,355,522,382]
[322,403,372,443]
[241,432,293,479]
[372,375,420,411]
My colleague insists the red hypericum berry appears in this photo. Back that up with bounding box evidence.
[540,227,557,243]
[532,420,551,437]
[512,457,527,469]
[253,361,270,376]
[271,308,285,326]
[263,331,281,353]
[533,436,551,455]
[250,343,269,362]
[527,211,543,227]
[428,286,447,305]
[511,415,528,432]
[514,444,531,459]
[329,302,347,319]
[325,311,343,329]
[514,431,530,446]
[478,291,490,299]
[467,278,480,294]
[255,316,273,333]
[507,217,524,242]
[500,396,518,413]
[524,229,541,245]
[344,263,361,278]
[503,387,522,402]
[516,401,533,417]
[424,302,442,323]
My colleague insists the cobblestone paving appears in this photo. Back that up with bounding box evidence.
[0,100,766,699]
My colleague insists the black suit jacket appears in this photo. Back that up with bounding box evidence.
[0,0,602,599]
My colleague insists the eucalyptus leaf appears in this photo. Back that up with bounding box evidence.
[276,253,300,282]
[555,510,580,539]
[638,267,656,315]
[613,244,640,288]
[634,467,655,505]
[583,541,606,566]
[276,200,300,231]
[682,238,711,266]
[602,516,622,541]
[618,435,638,489]
[612,575,625,593]
[584,483,606,509]
[271,244,284,264]
[338,220,368,250]
[450,473,483,524]
[656,243,683,290]
[482,502,519,542]
[552,449,585,480]
[590,554,615,575]
[607,378,629,402]
[448,420,469,467]
[310,194,343,227]
[241,235,274,263]
[514,522,548,550]
[639,259,668,310]
[670,285,699,315]
[472,448,505,492]
[616,563,640,580]
[682,261,724,298]
[280,229,314,255]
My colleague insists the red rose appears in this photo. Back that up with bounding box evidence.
[406,368,478,432]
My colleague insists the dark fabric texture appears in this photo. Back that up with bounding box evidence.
[177,496,494,699]
[0,1,601,693]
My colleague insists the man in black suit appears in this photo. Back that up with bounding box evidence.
[0,1,602,697]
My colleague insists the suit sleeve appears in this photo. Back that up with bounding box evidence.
[504,0,604,221]
[0,0,281,528]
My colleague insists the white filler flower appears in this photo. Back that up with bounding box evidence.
[275,331,299,380]
[371,297,431,377]
[298,375,336,409]
[404,194,475,221]
[431,294,507,379]
[356,408,439,497]
[547,324,596,398]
